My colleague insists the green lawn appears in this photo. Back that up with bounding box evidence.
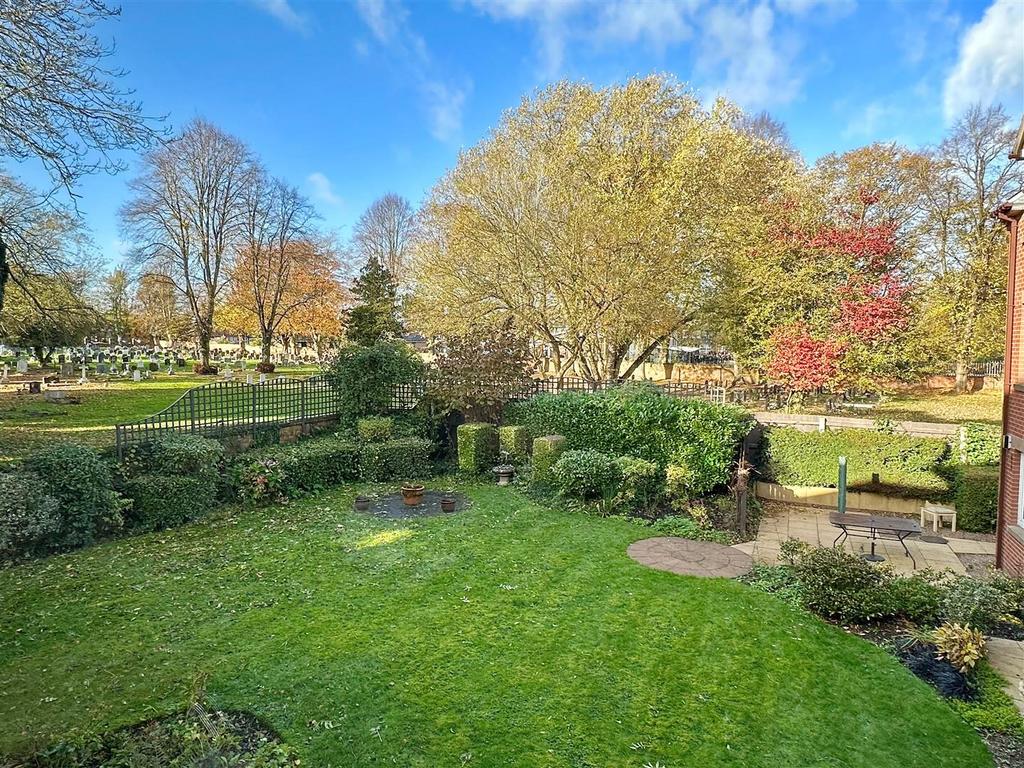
[0,484,991,767]
[792,388,1002,426]
[0,366,321,461]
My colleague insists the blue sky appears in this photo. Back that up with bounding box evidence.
[13,0,1024,267]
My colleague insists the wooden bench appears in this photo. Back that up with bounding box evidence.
[829,512,922,568]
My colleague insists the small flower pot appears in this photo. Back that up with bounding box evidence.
[354,495,371,512]
[440,496,457,513]
[401,484,425,506]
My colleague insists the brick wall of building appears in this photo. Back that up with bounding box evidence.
[999,214,1024,576]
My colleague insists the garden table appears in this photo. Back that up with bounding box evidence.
[829,512,921,568]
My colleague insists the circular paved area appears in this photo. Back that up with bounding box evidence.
[627,537,753,578]
[361,490,470,519]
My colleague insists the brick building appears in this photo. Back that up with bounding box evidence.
[996,119,1024,576]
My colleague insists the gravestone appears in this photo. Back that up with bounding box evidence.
[16,358,28,374]
[60,363,74,377]
[132,370,141,382]
[97,363,109,374]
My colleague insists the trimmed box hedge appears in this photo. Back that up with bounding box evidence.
[124,475,219,531]
[457,423,499,474]
[764,427,950,499]
[951,465,999,533]
[532,435,566,485]
[360,437,434,481]
[123,435,224,486]
[498,425,531,463]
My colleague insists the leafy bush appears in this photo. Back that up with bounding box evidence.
[327,342,424,422]
[123,435,224,486]
[950,464,999,533]
[939,574,1012,633]
[234,435,360,502]
[531,435,566,485]
[765,427,949,498]
[990,571,1024,622]
[457,423,498,474]
[498,425,531,464]
[0,471,61,561]
[788,545,897,622]
[961,422,1000,466]
[929,622,986,673]
[885,573,944,624]
[192,363,218,375]
[24,444,125,549]
[551,450,621,499]
[124,475,219,531]
[614,456,664,515]
[255,361,276,374]
[360,437,434,481]
[357,417,393,443]
[507,385,750,495]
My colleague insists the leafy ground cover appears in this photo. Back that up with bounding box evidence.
[0,366,319,461]
[0,484,992,767]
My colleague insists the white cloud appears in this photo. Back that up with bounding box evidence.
[841,100,900,139]
[250,0,309,33]
[464,0,854,108]
[306,172,343,209]
[423,81,468,142]
[696,2,801,109]
[354,0,469,142]
[943,0,1024,121]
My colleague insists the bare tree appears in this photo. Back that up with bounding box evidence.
[0,0,159,192]
[0,170,97,315]
[234,170,318,366]
[351,193,417,280]
[918,105,1023,390]
[121,119,254,370]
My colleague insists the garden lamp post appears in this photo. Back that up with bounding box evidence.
[837,456,847,515]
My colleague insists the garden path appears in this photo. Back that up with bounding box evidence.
[627,537,753,578]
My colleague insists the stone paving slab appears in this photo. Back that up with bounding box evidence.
[947,538,998,555]
[628,537,752,578]
[987,638,1024,716]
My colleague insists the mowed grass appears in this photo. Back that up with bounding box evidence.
[794,388,1002,426]
[0,485,991,767]
[0,366,321,461]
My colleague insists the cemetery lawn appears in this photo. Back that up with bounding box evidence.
[0,366,320,462]
[794,388,1002,426]
[0,485,992,767]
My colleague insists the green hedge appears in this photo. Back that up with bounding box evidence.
[0,471,62,562]
[24,444,126,548]
[532,435,566,485]
[506,385,749,496]
[764,427,950,498]
[124,475,219,531]
[360,437,434,481]
[123,435,224,486]
[614,456,665,514]
[357,417,393,443]
[951,465,999,533]
[457,423,498,474]
[498,425,531,463]
[235,435,360,501]
[961,422,1000,466]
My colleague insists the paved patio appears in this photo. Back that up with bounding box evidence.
[628,537,753,578]
[987,638,1024,716]
[732,502,997,575]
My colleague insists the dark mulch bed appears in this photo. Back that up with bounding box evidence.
[361,490,470,519]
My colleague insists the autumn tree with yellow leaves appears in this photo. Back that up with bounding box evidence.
[409,76,799,382]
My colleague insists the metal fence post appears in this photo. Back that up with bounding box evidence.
[188,389,196,434]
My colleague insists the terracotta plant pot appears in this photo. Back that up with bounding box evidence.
[353,495,371,512]
[401,484,425,506]
[440,497,457,513]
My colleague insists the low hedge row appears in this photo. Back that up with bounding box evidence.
[764,427,950,498]
[457,423,498,474]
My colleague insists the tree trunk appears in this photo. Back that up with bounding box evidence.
[954,359,971,394]
[0,235,8,320]
[198,332,211,369]
[260,330,273,365]
[239,335,247,356]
